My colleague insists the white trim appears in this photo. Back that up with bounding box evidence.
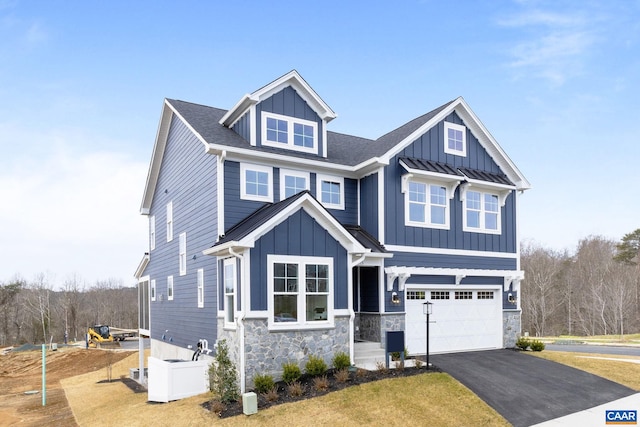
[197,268,204,308]
[384,244,518,259]
[444,121,467,156]
[217,153,225,241]
[385,266,523,292]
[267,254,334,330]
[249,105,257,146]
[166,201,173,242]
[316,173,345,210]
[134,253,150,279]
[261,111,318,154]
[179,232,187,276]
[279,168,310,200]
[377,167,385,244]
[167,275,174,301]
[240,162,273,203]
[149,216,156,251]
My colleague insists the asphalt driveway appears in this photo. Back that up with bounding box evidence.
[431,350,636,427]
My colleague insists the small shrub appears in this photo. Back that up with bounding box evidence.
[287,380,305,397]
[394,360,405,370]
[375,361,389,373]
[282,362,302,384]
[332,351,351,370]
[253,373,275,394]
[355,368,367,379]
[210,399,224,416]
[263,386,279,402]
[305,355,328,376]
[530,340,545,352]
[313,375,329,391]
[208,339,239,403]
[391,347,409,361]
[515,336,530,351]
[334,368,350,383]
[414,358,424,369]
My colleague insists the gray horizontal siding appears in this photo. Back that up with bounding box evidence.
[146,114,219,350]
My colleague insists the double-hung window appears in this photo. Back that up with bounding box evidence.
[280,169,310,200]
[197,268,204,308]
[166,202,173,242]
[406,181,449,228]
[223,259,236,326]
[444,122,467,156]
[167,276,174,301]
[150,279,156,302]
[463,190,500,233]
[179,232,187,276]
[240,163,273,202]
[262,112,318,154]
[268,255,333,329]
[316,174,344,210]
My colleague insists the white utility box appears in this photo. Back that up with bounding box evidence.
[147,356,208,403]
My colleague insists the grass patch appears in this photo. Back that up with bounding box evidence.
[62,352,509,427]
[540,333,640,344]
[529,351,640,391]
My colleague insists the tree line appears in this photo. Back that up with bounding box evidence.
[0,274,137,347]
[521,229,640,337]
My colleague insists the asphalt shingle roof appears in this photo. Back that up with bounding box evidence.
[167,98,457,167]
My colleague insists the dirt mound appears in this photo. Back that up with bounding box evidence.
[0,346,134,426]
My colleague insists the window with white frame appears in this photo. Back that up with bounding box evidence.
[464,190,500,233]
[166,202,173,242]
[167,276,174,301]
[444,122,466,156]
[197,268,204,308]
[149,216,156,251]
[262,111,318,154]
[406,180,450,228]
[224,259,235,325]
[240,163,273,202]
[268,255,332,328]
[151,279,156,302]
[179,232,187,276]
[280,169,310,200]
[316,174,344,210]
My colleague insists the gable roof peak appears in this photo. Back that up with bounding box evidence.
[219,70,337,128]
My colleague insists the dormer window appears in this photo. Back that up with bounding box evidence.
[262,112,317,154]
[444,122,466,157]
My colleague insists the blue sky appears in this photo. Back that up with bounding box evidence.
[1,0,638,288]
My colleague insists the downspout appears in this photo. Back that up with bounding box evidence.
[228,247,246,393]
[349,253,367,365]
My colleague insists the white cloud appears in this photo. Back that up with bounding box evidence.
[0,129,148,288]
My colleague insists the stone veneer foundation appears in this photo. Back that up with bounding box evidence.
[503,310,521,348]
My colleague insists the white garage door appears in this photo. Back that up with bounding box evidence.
[405,288,502,355]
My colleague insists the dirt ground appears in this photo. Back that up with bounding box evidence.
[0,346,134,427]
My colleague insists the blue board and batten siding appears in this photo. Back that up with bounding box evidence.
[249,209,349,311]
[224,160,359,231]
[359,173,379,238]
[384,113,517,253]
[146,114,219,349]
[232,111,251,142]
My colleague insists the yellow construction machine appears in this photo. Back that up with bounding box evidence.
[87,325,120,348]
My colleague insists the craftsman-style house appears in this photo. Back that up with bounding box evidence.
[135,70,530,391]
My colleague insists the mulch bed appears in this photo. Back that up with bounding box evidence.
[203,363,441,419]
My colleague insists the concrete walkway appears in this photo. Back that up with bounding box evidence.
[431,350,636,427]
